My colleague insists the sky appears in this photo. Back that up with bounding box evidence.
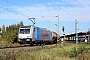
[0,0,90,35]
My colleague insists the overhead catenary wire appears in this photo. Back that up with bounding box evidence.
[0,6,56,30]
[1,0,57,31]
[4,0,43,17]
[79,22,90,30]
[3,0,90,34]
[42,16,57,25]
[0,6,28,17]
[70,20,90,34]
[42,16,59,31]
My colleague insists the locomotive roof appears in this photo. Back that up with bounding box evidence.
[20,26,31,28]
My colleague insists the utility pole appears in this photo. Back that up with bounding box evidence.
[56,15,60,35]
[75,19,78,44]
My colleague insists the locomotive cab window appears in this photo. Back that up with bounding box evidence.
[25,29,30,34]
[20,29,30,34]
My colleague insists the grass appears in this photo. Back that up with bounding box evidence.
[0,40,20,48]
[0,42,90,60]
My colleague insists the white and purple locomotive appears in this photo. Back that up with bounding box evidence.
[18,25,58,44]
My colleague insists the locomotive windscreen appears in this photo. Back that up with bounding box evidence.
[20,29,30,34]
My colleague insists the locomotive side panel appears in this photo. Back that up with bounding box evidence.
[40,28,52,41]
[36,27,41,40]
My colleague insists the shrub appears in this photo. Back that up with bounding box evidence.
[68,43,90,58]
[68,47,77,58]
[77,43,90,54]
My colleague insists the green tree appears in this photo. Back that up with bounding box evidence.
[20,21,23,26]
[2,25,5,36]
[1,21,24,43]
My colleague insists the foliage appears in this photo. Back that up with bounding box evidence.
[77,43,89,54]
[68,43,90,58]
[1,21,23,43]
[0,43,90,60]
[68,47,77,58]
[1,25,5,37]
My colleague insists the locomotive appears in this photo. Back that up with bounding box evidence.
[17,25,59,45]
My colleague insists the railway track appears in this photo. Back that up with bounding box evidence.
[0,46,39,52]
[0,43,59,52]
[0,40,88,52]
[1,40,84,51]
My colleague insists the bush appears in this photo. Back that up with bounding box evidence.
[68,47,77,58]
[68,43,90,58]
[77,43,90,54]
